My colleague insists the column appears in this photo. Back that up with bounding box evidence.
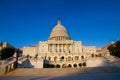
[64,44,66,52]
[63,44,64,52]
[48,44,50,52]
[51,44,52,52]
[52,44,55,53]
[56,44,57,52]
[59,44,61,52]
[70,44,72,53]
[58,44,59,52]
[65,44,67,53]
[61,44,63,52]
[56,44,58,52]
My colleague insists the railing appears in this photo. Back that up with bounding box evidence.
[18,56,27,61]
[4,57,15,65]
[0,55,28,74]
[0,57,15,67]
[0,56,28,67]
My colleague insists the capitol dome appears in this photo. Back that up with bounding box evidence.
[49,18,70,40]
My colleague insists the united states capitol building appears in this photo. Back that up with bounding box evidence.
[22,18,102,68]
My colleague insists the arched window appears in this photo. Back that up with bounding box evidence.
[81,55,84,59]
[56,64,60,68]
[95,54,98,57]
[83,62,86,66]
[48,57,51,61]
[43,63,51,68]
[50,64,55,68]
[27,54,29,58]
[73,64,77,68]
[91,54,94,57]
[79,63,82,67]
[68,56,72,61]
[99,54,101,57]
[68,64,72,68]
[75,56,79,61]
[60,56,64,61]
[54,56,58,61]
[62,64,67,68]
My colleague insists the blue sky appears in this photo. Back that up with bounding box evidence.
[0,0,120,48]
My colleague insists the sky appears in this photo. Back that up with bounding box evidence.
[0,0,120,48]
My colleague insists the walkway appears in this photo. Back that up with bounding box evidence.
[1,67,120,80]
[1,73,120,80]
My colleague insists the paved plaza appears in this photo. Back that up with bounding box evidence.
[0,73,120,80]
[0,67,120,80]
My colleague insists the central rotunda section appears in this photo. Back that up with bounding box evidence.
[49,18,70,40]
[23,18,101,68]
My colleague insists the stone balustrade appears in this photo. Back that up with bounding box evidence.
[0,56,28,75]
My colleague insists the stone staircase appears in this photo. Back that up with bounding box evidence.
[0,56,28,75]
[4,67,120,76]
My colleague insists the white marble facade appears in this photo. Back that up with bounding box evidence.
[23,18,102,68]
